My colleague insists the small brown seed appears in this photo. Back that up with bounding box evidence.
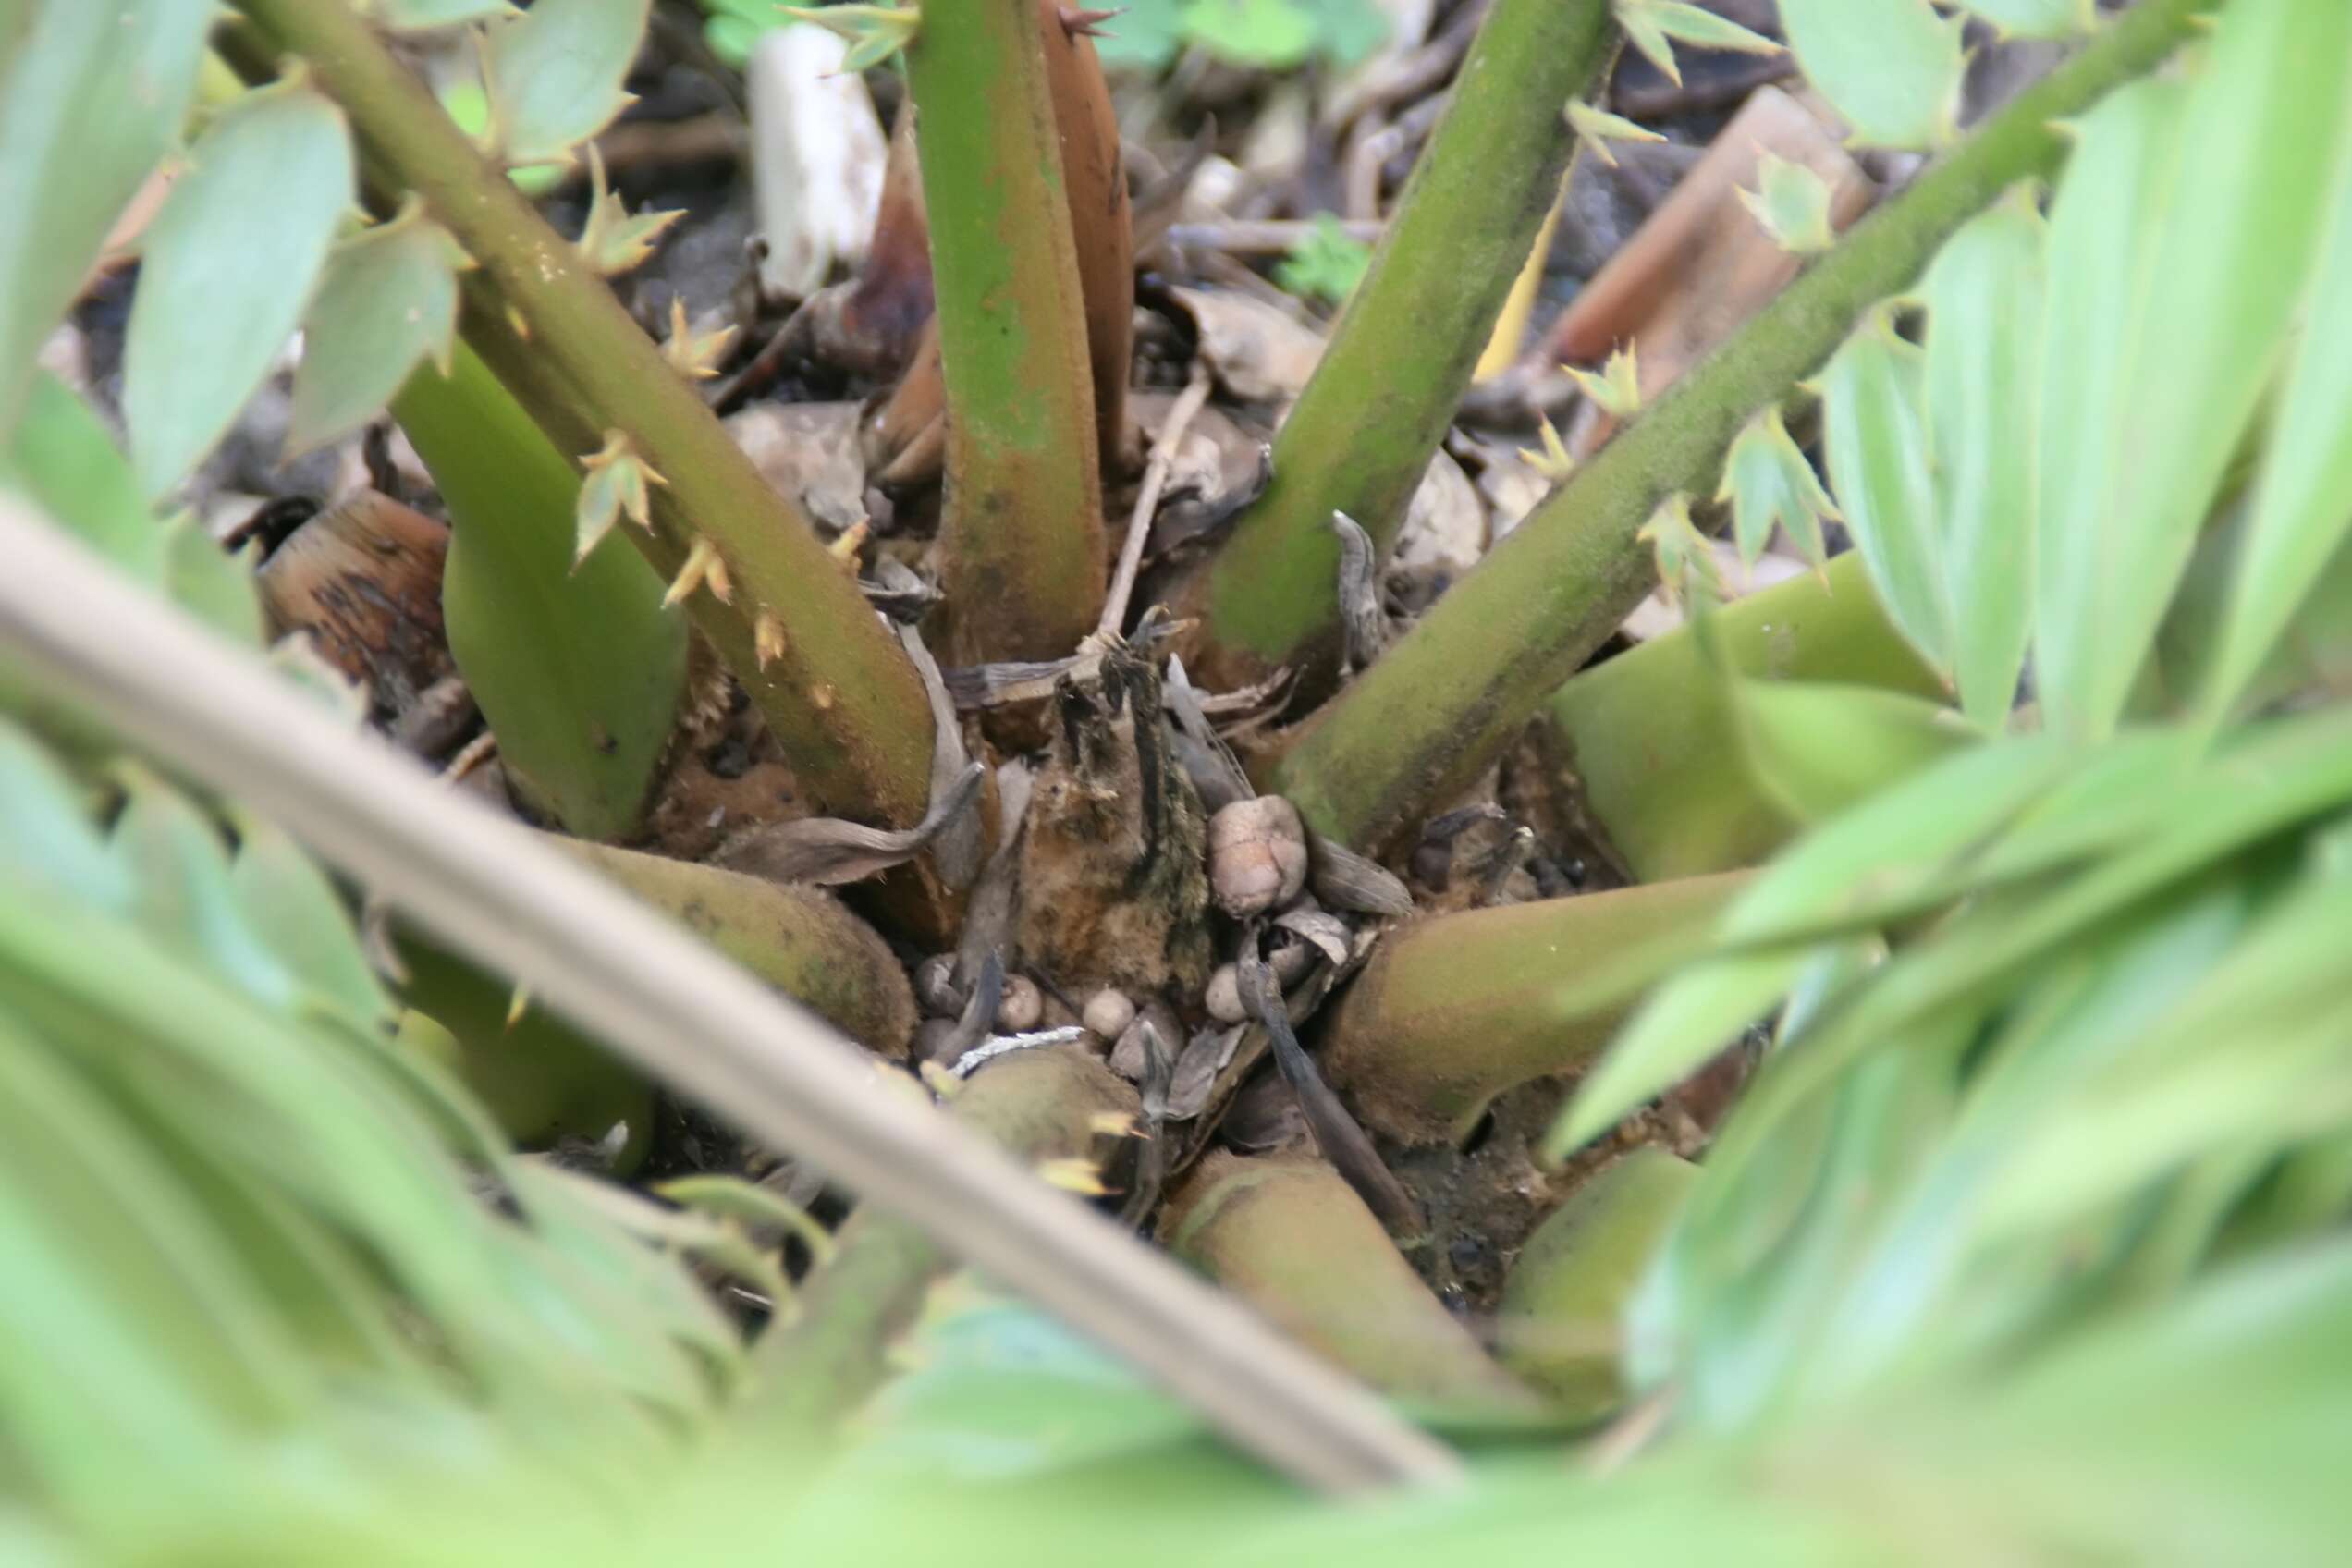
[996,974,1044,1033]
[1207,795,1309,919]
[913,953,963,1017]
[1082,987,1136,1040]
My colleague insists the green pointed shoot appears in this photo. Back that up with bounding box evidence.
[1569,344,1644,421]
[0,0,214,432]
[1719,406,1839,570]
[2196,112,2352,724]
[392,342,684,840]
[1635,493,1721,610]
[1739,152,1837,256]
[1614,0,1779,88]
[478,0,646,167]
[1567,102,1667,169]
[1777,0,1963,152]
[1817,303,1950,684]
[1920,189,2044,729]
[123,75,354,499]
[2041,0,2352,740]
[287,199,467,458]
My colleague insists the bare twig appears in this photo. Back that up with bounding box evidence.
[0,503,1458,1495]
[1101,367,1215,638]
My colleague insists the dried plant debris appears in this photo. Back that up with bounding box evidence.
[1015,638,1215,997]
[714,760,983,886]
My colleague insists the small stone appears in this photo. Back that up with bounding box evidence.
[1207,795,1309,919]
[996,974,1044,1033]
[1204,962,1246,1024]
[1082,987,1136,1041]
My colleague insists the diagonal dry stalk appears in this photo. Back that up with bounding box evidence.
[0,497,1462,1496]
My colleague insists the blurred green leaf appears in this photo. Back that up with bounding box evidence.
[2044,0,2352,738]
[159,514,265,649]
[1817,304,1951,680]
[1776,0,1961,151]
[2032,76,2180,740]
[1959,0,2094,38]
[287,202,466,459]
[1733,678,1971,827]
[367,0,520,28]
[0,0,213,432]
[122,77,355,500]
[480,0,648,167]
[391,341,685,840]
[0,372,166,582]
[1273,214,1372,307]
[225,814,392,1030]
[2196,114,2352,723]
[1920,189,2042,729]
[1180,0,1315,68]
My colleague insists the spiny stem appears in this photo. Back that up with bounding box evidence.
[1273,0,2222,852]
[228,0,935,829]
[1183,0,1615,689]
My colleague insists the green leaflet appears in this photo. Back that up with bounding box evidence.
[1735,153,1835,256]
[480,0,649,167]
[1733,678,1972,828]
[1959,0,2093,37]
[2044,0,2352,739]
[0,0,214,432]
[1719,407,1837,570]
[123,77,355,500]
[2196,99,2352,723]
[287,204,465,459]
[391,342,685,840]
[1920,190,2044,729]
[225,813,393,1030]
[1776,0,1962,151]
[1613,0,1778,88]
[2030,77,2182,741]
[1,372,167,582]
[1816,305,1952,683]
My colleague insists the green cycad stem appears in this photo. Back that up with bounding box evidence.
[227,0,934,829]
[1272,0,2220,852]
[906,0,1106,662]
[1320,873,1749,1145]
[1186,0,1613,688]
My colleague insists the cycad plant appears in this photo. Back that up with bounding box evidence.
[6,0,2352,1560]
